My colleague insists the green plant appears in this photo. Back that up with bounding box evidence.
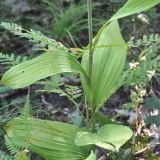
[37,74,82,106]
[128,34,160,48]
[44,0,88,47]
[0,94,31,160]
[1,0,160,159]
[114,36,159,117]
[0,22,67,52]
[0,150,14,160]
[116,39,159,128]
[36,74,84,122]
[0,52,28,69]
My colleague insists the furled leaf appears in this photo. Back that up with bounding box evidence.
[6,117,91,160]
[81,20,127,110]
[75,124,132,151]
[110,0,160,21]
[1,50,91,93]
[85,151,96,160]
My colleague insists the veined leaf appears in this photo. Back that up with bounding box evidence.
[110,0,160,21]
[6,117,91,160]
[75,124,133,152]
[82,20,127,110]
[1,50,91,94]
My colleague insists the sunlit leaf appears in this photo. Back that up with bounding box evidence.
[6,118,91,160]
[82,20,127,110]
[110,0,160,21]
[1,50,91,92]
[75,124,132,152]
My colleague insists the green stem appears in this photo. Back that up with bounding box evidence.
[85,97,89,129]
[87,0,93,81]
[87,0,95,132]
[91,105,96,132]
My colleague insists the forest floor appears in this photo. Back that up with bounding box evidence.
[1,0,160,160]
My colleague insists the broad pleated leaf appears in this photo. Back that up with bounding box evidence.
[1,50,91,92]
[75,124,132,152]
[85,151,96,160]
[110,0,160,21]
[6,118,91,160]
[81,20,127,110]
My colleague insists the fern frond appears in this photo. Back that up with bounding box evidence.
[20,95,30,121]
[92,34,160,49]
[20,94,32,149]
[5,135,24,154]
[0,150,14,160]
[4,95,31,156]
[128,34,160,48]
[65,84,82,99]
[117,47,159,88]
[36,75,81,108]
[0,22,22,34]
[0,53,28,68]
[0,22,67,51]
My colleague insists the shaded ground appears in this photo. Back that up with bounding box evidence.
[1,0,160,159]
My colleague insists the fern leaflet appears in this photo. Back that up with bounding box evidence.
[0,53,28,68]
[128,34,160,48]
[5,135,23,155]
[0,22,67,51]
[0,150,14,160]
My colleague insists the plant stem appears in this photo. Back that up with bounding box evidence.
[85,97,89,128]
[91,105,96,132]
[87,0,95,132]
[87,0,93,81]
